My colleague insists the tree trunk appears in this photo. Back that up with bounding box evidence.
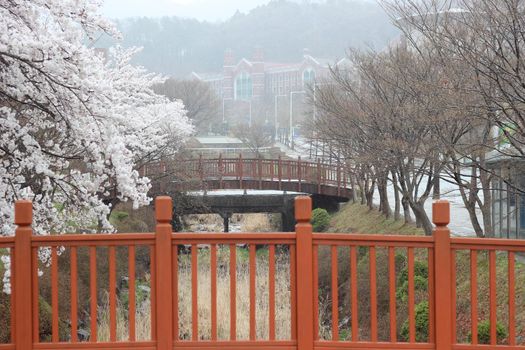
[481,203,493,237]
[433,176,440,200]
[350,175,358,203]
[402,195,412,224]
[465,204,484,237]
[480,167,493,237]
[411,202,433,235]
[378,176,392,218]
[453,162,487,238]
[365,180,376,210]
[359,180,366,205]
[392,171,401,221]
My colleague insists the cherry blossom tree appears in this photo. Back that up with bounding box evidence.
[0,0,193,243]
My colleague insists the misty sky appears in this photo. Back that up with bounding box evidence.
[101,0,273,22]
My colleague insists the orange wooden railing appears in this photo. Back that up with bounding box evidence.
[1,198,525,350]
[142,156,351,197]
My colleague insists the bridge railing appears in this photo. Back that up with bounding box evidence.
[143,156,350,195]
[2,198,525,350]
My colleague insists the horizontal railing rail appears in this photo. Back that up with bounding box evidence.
[1,197,525,350]
[141,156,352,197]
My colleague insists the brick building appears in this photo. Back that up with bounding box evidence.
[191,48,334,133]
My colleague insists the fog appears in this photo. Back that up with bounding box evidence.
[97,0,397,77]
[102,0,272,21]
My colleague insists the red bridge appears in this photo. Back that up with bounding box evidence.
[144,156,353,199]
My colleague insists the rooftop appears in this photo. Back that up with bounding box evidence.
[194,136,244,145]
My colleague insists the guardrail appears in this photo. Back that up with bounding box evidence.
[1,198,524,350]
[142,156,351,197]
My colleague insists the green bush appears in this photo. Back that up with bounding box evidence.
[38,296,69,341]
[396,275,428,302]
[0,292,67,342]
[311,208,330,232]
[400,301,429,342]
[395,252,407,268]
[397,260,428,286]
[467,320,507,344]
[112,211,129,221]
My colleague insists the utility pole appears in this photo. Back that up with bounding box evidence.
[290,90,305,150]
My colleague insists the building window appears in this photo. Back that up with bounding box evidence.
[303,68,315,87]
[235,72,252,100]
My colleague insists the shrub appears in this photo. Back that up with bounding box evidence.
[112,211,129,221]
[397,260,428,286]
[467,320,507,344]
[395,252,407,267]
[311,208,330,232]
[400,301,429,342]
[396,275,427,302]
[38,296,69,341]
[0,288,69,343]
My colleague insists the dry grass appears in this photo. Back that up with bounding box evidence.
[97,296,152,342]
[454,251,525,344]
[96,246,292,341]
[178,246,291,340]
[238,213,277,232]
[327,201,525,345]
[183,213,280,233]
[329,202,424,235]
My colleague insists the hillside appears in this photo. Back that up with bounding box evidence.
[98,0,399,77]
[329,202,424,235]
[326,202,525,343]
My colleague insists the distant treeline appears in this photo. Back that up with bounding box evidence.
[97,0,399,77]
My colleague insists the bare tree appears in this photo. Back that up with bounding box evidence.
[154,78,221,133]
[380,0,525,237]
[309,44,456,234]
[232,121,274,157]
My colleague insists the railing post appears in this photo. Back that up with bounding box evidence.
[278,155,282,190]
[14,200,33,350]
[298,156,302,192]
[198,154,204,187]
[218,154,223,189]
[238,153,243,189]
[336,163,341,197]
[295,196,313,350]
[258,156,263,190]
[155,197,173,350]
[317,158,321,194]
[433,200,452,350]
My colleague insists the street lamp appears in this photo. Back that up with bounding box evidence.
[222,97,233,123]
[274,94,286,142]
[290,90,306,149]
[311,82,334,158]
[249,99,252,127]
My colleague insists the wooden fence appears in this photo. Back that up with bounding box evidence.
[1,197,524,350]
[142,156,352,198]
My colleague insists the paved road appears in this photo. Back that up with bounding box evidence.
[277,138,479,237]
[374,181,479,237]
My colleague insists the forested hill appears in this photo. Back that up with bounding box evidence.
[98,0,399,77]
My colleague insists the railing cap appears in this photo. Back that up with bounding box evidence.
[155,196,173,223]
[295,196,312,222]
[432,200,450,226]
[15,200,32,226]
